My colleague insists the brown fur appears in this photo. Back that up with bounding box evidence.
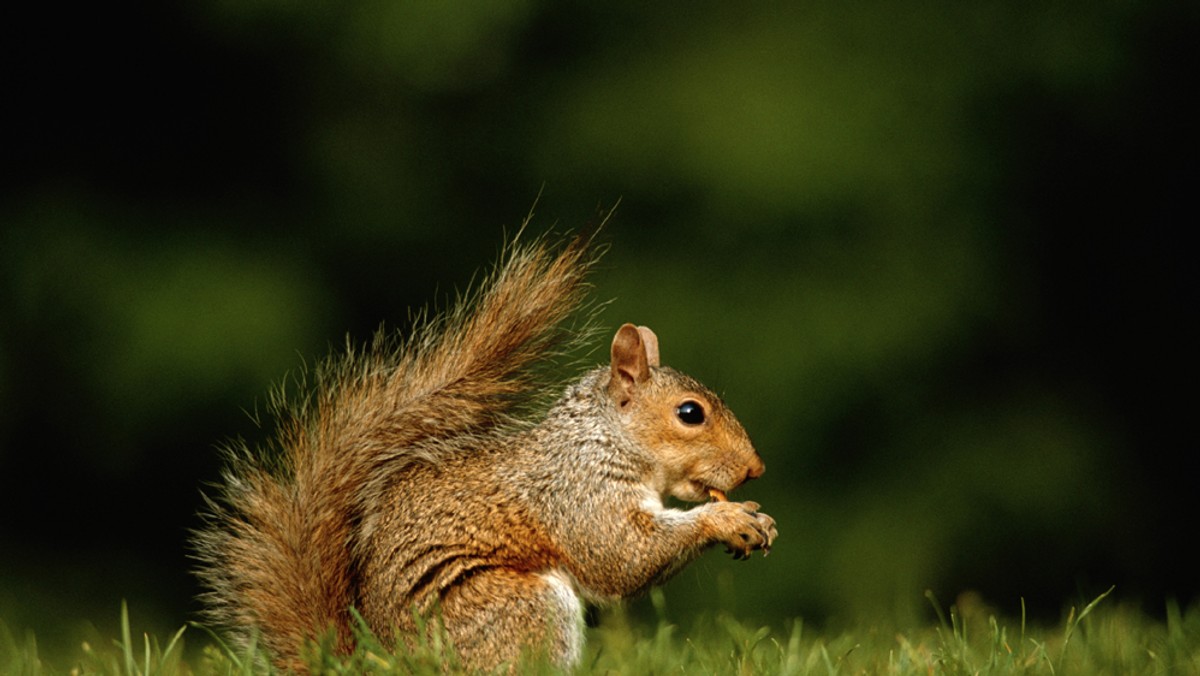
[192,228,777,671]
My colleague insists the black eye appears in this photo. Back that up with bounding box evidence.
[676,400,706,425]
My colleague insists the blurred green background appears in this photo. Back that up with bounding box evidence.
[2,0,1193,656]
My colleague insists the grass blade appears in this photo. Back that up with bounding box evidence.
[120,600,137,676]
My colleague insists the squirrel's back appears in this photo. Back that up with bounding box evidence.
[192,231,598,670]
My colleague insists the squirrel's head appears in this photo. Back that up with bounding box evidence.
[607,323,765,503]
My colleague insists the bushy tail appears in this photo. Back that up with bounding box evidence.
[192,227,601,670]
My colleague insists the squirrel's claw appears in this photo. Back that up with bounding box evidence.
[726,546,752,561]
[710,500,776,560]
[757,511,778,556]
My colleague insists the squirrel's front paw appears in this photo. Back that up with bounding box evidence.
[705,501,778,560]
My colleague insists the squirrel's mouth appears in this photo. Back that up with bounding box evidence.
[677,480,729,503]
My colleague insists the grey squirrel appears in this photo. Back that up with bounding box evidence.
[192,229,778,671]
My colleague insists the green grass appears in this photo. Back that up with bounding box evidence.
[4,590,1199,675]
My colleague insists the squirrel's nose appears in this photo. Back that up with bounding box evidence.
[745,457,765,481]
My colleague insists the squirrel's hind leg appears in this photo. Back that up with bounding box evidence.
[439,567,584,670]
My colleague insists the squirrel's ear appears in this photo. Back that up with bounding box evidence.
[636,326,660,368]
[610,323,652,406]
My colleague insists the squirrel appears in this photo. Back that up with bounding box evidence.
[192,228,778,672]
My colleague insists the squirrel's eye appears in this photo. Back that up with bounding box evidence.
[675,400,706,425]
